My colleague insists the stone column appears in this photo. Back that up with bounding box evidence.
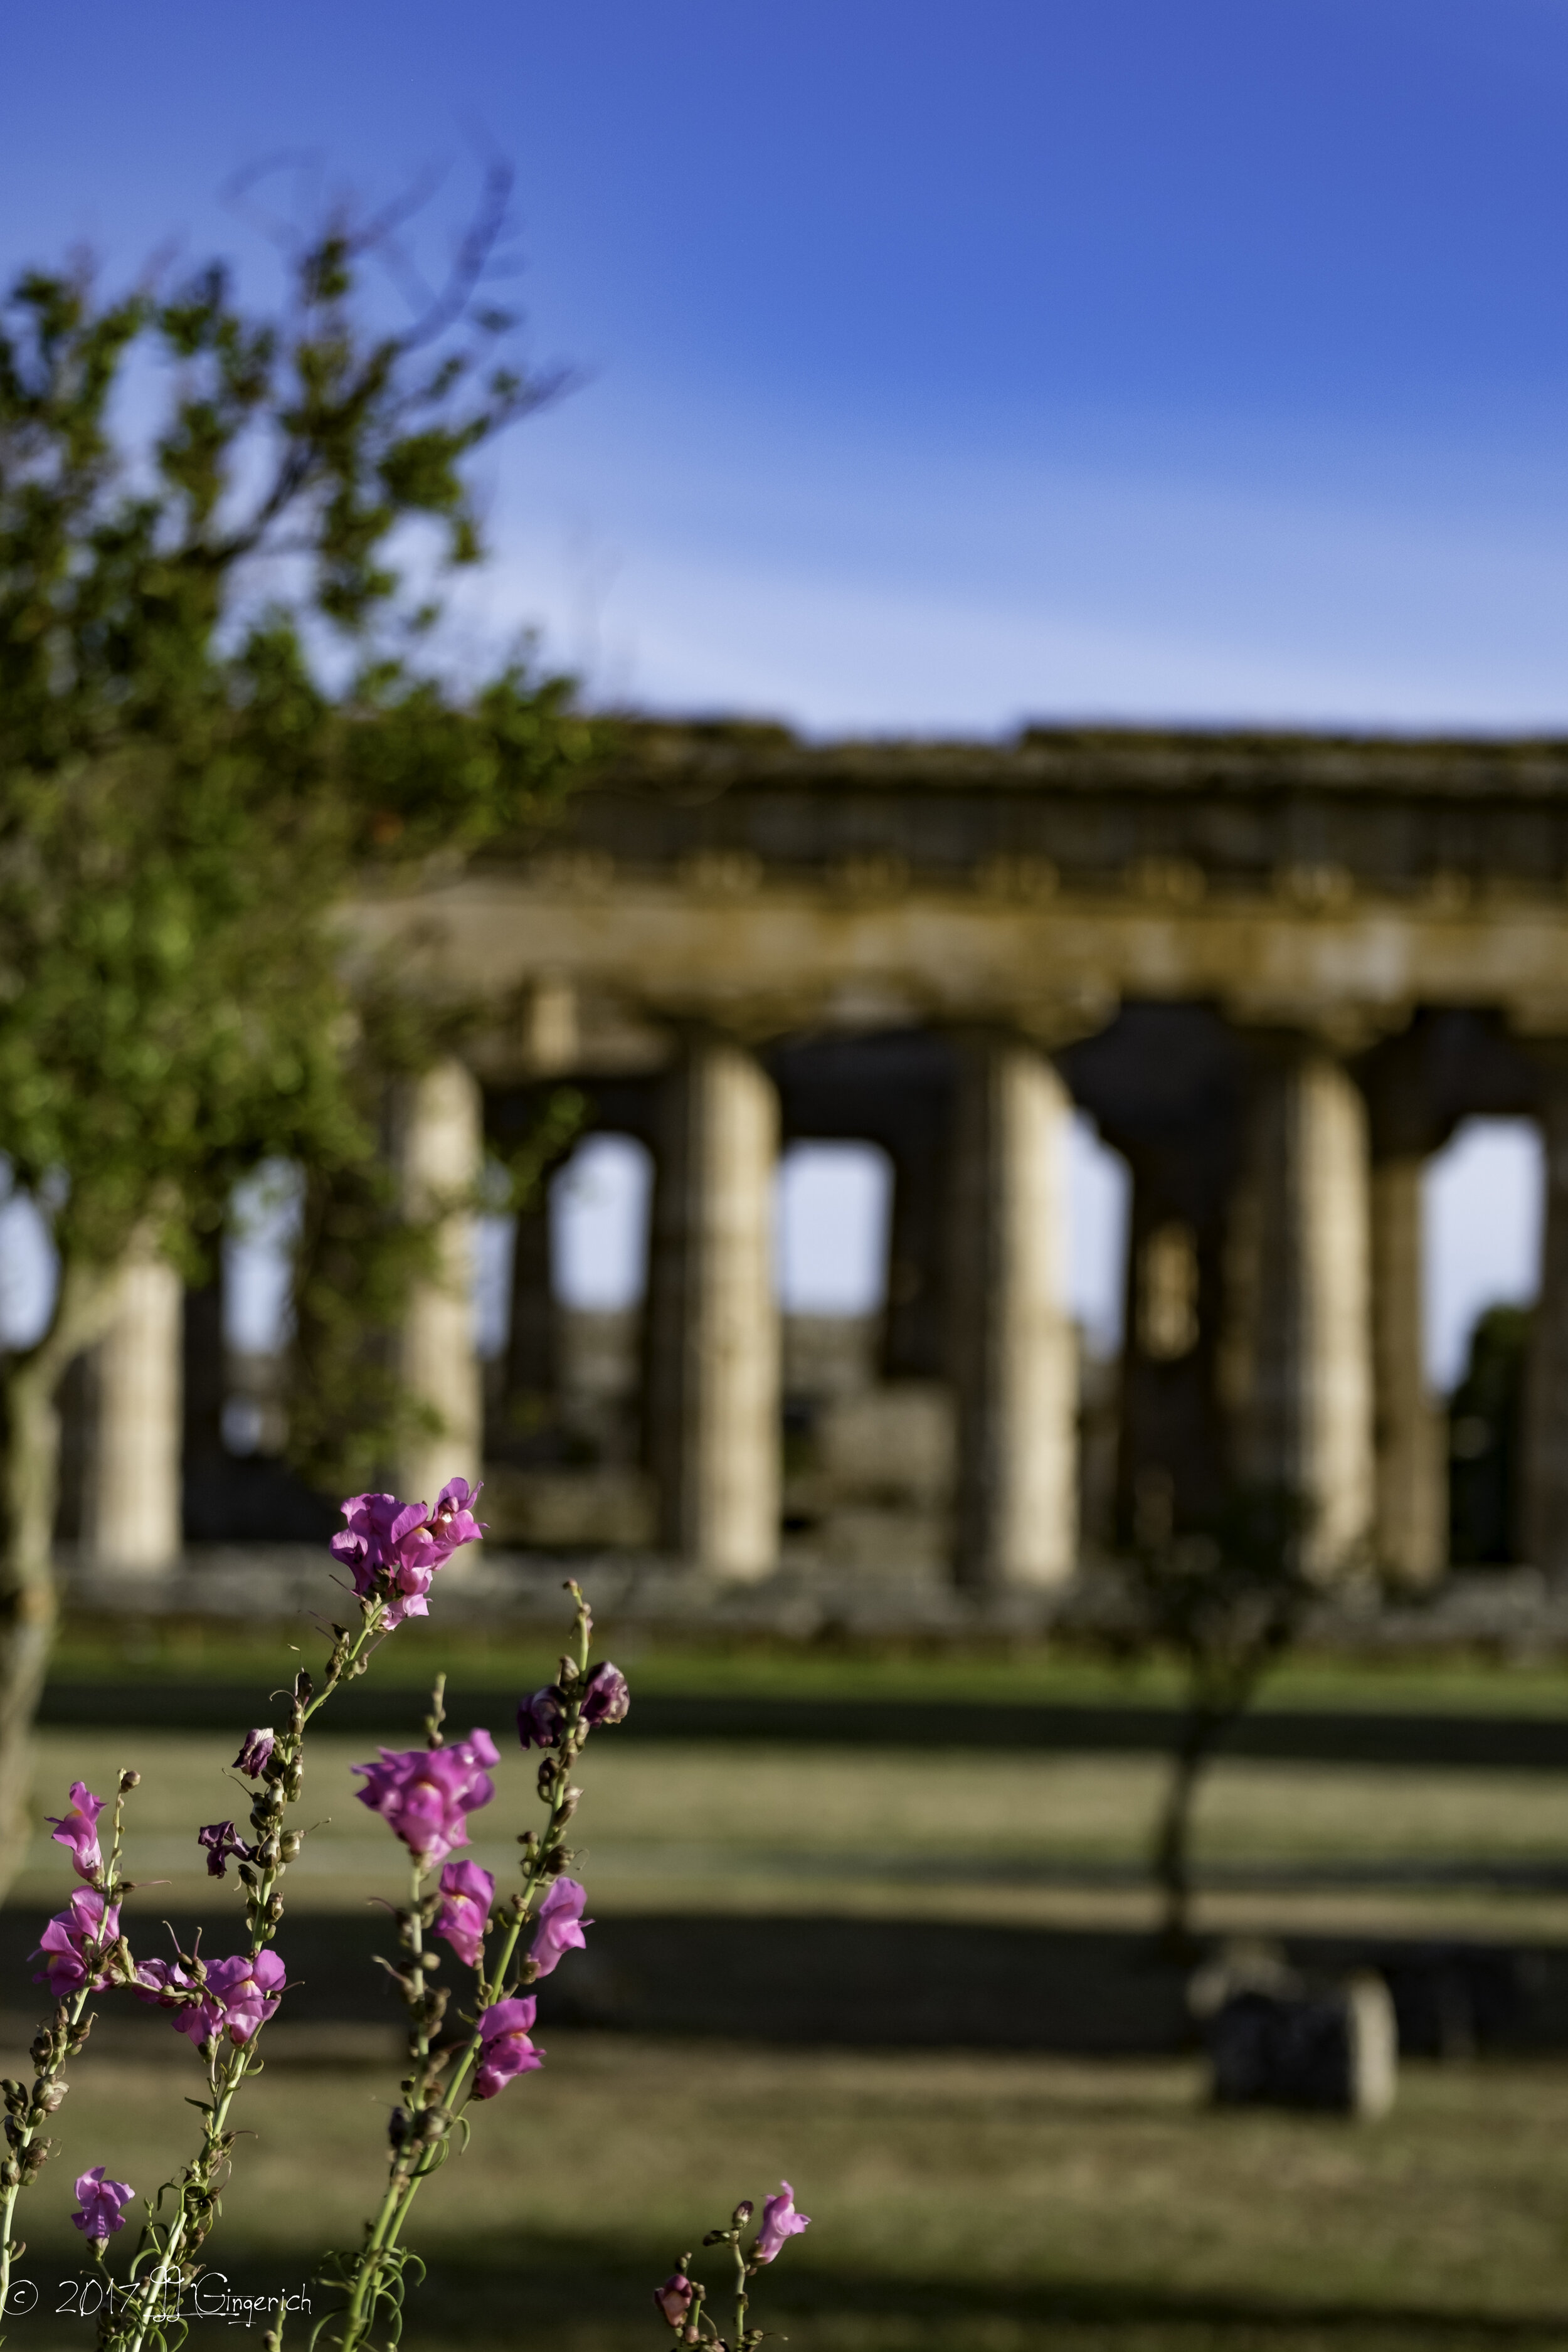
[1224,1039,1375,1574]
[645,1036,780,1578]
[80,1248,184,1574]
[1359,1032,1444,1586]
[1525,1049,1568,1579]
[1369,1152,1443,1584]
[393,1059,484,1509]
[948,1034,1078,1589]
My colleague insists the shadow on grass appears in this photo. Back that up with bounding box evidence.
[18,2236,1550,2352]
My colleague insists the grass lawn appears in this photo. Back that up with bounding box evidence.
[16,1731,1568,1941]
[5,2036,1568,2351]
[48,1607,1568,1717]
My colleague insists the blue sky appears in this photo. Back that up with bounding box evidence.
[0,1,1559,1375]
[8,0,1568,730]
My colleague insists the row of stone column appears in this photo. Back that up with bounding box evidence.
[66,1029,1568,1586]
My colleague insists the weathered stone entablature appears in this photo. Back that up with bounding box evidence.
[342,723,1568,1075]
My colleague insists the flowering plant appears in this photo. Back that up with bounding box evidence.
[0,1478,810,2350]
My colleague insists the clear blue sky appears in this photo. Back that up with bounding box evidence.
[8,0,1568,732]
[1,2,1559,1375]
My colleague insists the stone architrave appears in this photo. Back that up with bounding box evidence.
[1225,1038,1375,1574]
[81,1247,184,1575]
[645,1035,781,1579]
[393,1058,484,1511]
[948,1033,1078,1588]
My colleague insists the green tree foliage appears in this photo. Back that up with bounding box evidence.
[0,167,599,1879]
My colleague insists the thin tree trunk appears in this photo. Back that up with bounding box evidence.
[0,1258,121,1900]
[1153,1703,1231,1958]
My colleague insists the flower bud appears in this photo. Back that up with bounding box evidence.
[280,1833,302,1862]
[267,1894,284,1922]
[119,1769,140,1792]
[732,2200,754,2226]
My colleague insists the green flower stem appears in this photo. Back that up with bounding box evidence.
[109,1605,391,2352]
[0,1772,140,2340]
[331,1589,594,2350]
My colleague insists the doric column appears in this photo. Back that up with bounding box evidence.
[393,1059,484,1510]
[1355,1026,1445,1586]
[645,1036,780,1577]
[1223,1038,1375,1574]
[948,1034,1077,1589]
[80,1248,183,1574]
[1525,1048,1568,1578]
[1369,1150,1442,1584]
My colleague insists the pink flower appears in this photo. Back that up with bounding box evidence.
[204,1951,286,2045]
[46,1781,104,1883]
[34,1890,120,1998]
[755,2182,810,2265]
[517,1685,565,1751]
[435,1860,495,1969]
[71,2168,133,2240]
[233,1729,275,1777]
[652,2274,694,2328]
[473,1996,543,2099]
[352,1732,499,1868]
[198,1821,250,1879]
[330,1481,485,1628]
[134,1957,220,2046]
[529,1878,591,1979]
[134,1951,285,2047]
[580,1662,630,1727]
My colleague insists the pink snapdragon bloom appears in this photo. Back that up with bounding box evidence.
[529,1878,591,1979]
[329,1480,485,1628]
[652,2274,694,2329]
[134,1956,213,2042]
[434,1860,495,1969]
[352,1732,499,1868]
[198,1821,250,1879]
[516,1684,565,1751]
[473,1996,543,2099]
[71,2168,133,2241]
[580,1662,630,1727]
[135,1949,285,2047]
[205,1951,286,2045]
[46,1781,104,1883]
[517,1661,630,1751]
[755,2183,810,2264]
[233,1729,275,1777]
[34,1891,120,1998]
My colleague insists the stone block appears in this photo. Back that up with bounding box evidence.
[1206,1973,1397,2118]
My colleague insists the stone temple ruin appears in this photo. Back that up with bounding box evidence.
[58,724,1568,1591]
